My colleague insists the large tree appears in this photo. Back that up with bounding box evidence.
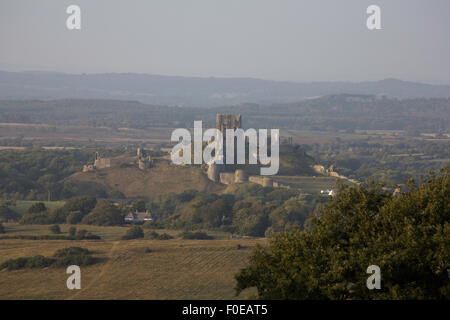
[81,200,123,226]
[235,168,449,299]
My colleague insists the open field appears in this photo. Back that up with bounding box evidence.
[0,223,263,299]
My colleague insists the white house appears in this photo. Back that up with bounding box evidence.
[125,210,152,223]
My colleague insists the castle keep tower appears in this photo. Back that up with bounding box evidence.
[207,114,248,184]
[216,114,242,132]
[215,114,242,165]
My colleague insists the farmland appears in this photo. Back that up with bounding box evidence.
[0,223,264,299]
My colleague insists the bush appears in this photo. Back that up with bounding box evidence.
[70,229,100,240]
[49,224,61,234]
[0,233,101,241]
[0,223,4,234]
[148,231,173,240]
[81,200,123,226]
[0,255,55,270]
[19,212,51,225]
[28,202,47,214]
[53,247,90,257]
[47,208,67,224]
[0,205,20,222]
[143,220,164,229]
[52,247,95,266]
[157,233,173,240]
[0,247,97,270]
[76,229,87,238]
[68,226,77,237]
[25,255,55,268]
[62,196,97,216]
[66,211,85,224]
[179,231,214,240]
[122,226,145,240]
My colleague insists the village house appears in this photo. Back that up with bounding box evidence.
[124,210,152,223]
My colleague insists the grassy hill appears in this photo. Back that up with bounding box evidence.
[68,160,224,199]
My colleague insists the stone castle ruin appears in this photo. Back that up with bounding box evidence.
[206,114,281,188]
[83,148,153,172]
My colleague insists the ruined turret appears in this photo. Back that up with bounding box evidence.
[207,163,222,182]
[234,169,248,183]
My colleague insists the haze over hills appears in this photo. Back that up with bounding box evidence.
[1,71,450,107]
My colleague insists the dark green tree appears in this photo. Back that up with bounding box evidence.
[122,225,145,240]
[68,226,77,237]
[49,224,61,234]
[0,205,20,222]
[28,202,47,214]
[235,168,450,299]
[81,200,123,226]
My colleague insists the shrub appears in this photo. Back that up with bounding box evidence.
[52,247,95,267]
[62,196,97,216]
[157,233,173,240]
[28,202,47,214]
[81,200,123,226]
[66,211,85,224]
[49,224,61,234]
[68,226,77,237]
[143,220,164,229]
[148,231,173,240]
[47,208,67,224]
[179,231,213,240]
[0,247,96,271]
[76,229,87,238]
[0,255,55,270]
[0,205,20,222]
[53,247,90,257]
[25,255,55,268]
[122,226,145,240]
[0,233,100,240]
[72,229,100,240]
[19,212,50,225]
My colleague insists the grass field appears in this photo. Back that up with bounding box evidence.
[8,200,66,216]
[0,223,264,299]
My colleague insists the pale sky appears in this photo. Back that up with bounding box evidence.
[1,0,449,84]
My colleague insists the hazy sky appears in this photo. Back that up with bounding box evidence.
[1,0,449,84]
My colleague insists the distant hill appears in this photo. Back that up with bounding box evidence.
[1,71,449,107]
[0,95,448,132]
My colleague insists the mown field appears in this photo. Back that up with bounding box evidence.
[0,223,263,299]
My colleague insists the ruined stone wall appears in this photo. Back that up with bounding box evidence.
[249,176,273,187]
[219,172,235,185]
[234,169,248,183]
[94,158,111,169]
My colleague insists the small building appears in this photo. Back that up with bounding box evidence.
[321,189,336,197]
[124,210,152,223]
